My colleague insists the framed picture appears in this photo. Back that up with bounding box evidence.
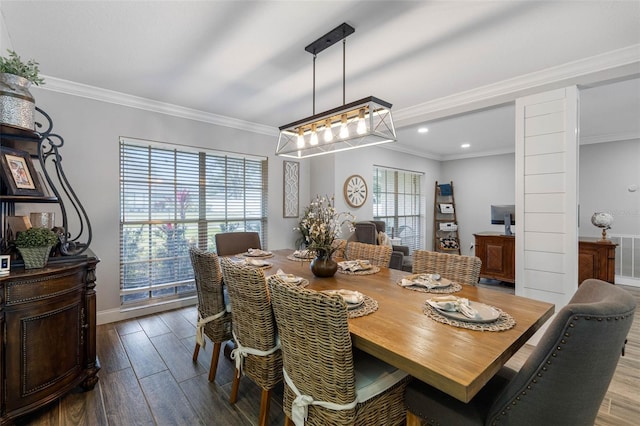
[0,146,44,196]
[283,160,299,218]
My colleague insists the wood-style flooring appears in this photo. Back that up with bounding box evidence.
[15,284,640,425]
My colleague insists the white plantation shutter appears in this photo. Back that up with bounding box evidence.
[119,138,268,305]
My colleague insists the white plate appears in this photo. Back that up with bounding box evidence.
[244,251,273,258]
[435,301,500,323]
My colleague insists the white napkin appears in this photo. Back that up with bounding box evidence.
[400,274,444,289]
[275,269,301,283]
[338,260,371,271]
[426,296,479,319]
[293,249,312,258]
[245,258,270,267]
[324,289,364,305]
[246,248,271,256]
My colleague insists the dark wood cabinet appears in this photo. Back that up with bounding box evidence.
[0,256,99,424]
[578,238,617,285]
[474,233,617,285]
[473,233,515,283]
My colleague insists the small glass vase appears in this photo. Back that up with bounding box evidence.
[310,253,338,278]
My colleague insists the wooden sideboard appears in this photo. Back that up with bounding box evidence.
[473,233,617,285]
[0,255,99,425]
[473,233,515,283]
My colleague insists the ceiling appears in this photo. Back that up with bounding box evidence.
[1,1,639,160]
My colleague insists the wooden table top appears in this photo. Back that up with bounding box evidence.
[259,249,555,403]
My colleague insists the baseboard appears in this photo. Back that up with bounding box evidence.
[97,296,197,325]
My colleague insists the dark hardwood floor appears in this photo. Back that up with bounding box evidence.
[15,285,640,425]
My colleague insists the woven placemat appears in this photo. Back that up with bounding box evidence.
[423,302,516,331]
[286,254,313,262]
[396,276,462,294]
[266,275,309,288]
[348,295,378,318]
[337,265,381,275]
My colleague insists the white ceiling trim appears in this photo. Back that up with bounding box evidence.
[38,76,278,137]
[581,131,640,145]
[393,44,640,128]
[36,45,639,140]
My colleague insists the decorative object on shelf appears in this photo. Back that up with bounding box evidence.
[343,174,368,208]
[283,160,299,218]
[29,212,55,229]
[591,212,614,242]
[0,50,44,130]
[0,255,10,276]
[276,23,396,158]
[14,226,59,269]
[296,195,354,277]
[0,146,44,196]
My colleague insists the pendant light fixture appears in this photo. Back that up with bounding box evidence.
[276,23,396,158]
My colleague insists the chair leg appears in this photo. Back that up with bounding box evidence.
[230,368,241,404]
[208,342,222,382]
[192,342,200,362]
[258,388,271,426]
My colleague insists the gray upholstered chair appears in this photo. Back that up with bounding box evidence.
[412,250,482,286]
[188,247,232,382]
[219,258,282,426]
[267,275,410,426]
[215,231,262,256]
[405,278,636,426]
[350,220,411,270]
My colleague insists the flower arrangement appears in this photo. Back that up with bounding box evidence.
[295,195,355,259]
[15,227,59,248]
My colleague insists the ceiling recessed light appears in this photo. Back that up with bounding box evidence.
[418,127,429,134]
[461,143,470,148]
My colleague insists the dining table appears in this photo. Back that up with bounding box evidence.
[243,249,555,403]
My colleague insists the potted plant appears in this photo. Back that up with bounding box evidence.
[0,49,45,130]
[14,227,59,269]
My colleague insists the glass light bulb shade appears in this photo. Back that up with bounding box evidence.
[323,119,333,142]
[339,114,349,138]
[356,109,367,135]
[296,129,305,148]
[310,125,318,146]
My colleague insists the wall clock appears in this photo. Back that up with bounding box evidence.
[343,174,368,208]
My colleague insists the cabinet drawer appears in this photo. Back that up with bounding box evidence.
[4,268,85,306]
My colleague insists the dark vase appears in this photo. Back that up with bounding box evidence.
[310,254,338,278]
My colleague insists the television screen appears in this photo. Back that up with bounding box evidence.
[491,205,516,225]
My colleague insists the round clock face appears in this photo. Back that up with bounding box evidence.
[344,174,368,208]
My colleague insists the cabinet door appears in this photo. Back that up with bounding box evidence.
[4,292,84,412]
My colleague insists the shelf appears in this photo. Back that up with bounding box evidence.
[0,195,58,203]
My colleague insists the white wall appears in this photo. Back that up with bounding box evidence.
[440,154,516,256]
[20,89,307,322]
[579,139,640,237]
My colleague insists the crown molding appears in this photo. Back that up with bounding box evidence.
[581,131,640,145]
[394,44,640,129]
[38,76,279,137]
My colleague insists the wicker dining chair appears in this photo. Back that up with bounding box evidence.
[332,238,347,259]
[344,241,393,267]
[188,247,232,382]
[219,257,282,426]
[267,275,410,426]
[412,250,482,286]
[215,231,262,256]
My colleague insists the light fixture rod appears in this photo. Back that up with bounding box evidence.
[343,38,346,106]
[313,54,316,115]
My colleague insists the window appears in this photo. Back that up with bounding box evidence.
[119,138,268,306]
[373,166,423,251]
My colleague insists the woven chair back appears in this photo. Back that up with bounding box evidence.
[345,241,392,267]
[268,276,358,424]
[219,258,282,390]
[188,247,231,342]
[412,250,482,285]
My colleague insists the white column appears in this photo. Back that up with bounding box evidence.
[515,87,579,308]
